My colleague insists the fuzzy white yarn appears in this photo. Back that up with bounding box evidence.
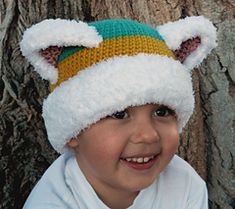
[157,16,217,70]
[20,19,103,84]
[42,54,194,153]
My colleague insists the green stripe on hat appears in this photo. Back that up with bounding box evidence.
[89,19,164,40]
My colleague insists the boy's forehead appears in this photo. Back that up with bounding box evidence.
[127,103,160,110]
[126,103,172,110]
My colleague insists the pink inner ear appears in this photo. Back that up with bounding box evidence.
[173,37,201,63]
[39,46,62,67]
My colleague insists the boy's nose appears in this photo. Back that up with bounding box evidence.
[130,120,160,144]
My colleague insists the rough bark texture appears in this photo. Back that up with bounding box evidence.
[0,0,234,209]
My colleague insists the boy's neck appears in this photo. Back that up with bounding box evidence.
[76,156,139,209]
[95,183,139,209]
[75,156,139,208]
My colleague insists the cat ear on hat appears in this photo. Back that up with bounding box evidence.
[157,16,217,71]
[20,19,103,84]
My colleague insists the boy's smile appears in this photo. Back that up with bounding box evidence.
[120,153,160,171]
[68,103,179,207]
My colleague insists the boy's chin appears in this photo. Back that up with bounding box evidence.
[124,177,157,192]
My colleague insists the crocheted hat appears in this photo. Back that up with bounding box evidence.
[20,16,217,153]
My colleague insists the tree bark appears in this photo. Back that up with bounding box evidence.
[0,0,234,209]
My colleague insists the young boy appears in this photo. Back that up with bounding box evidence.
[20,16,217,209]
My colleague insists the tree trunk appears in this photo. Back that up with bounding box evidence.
[0,0,234,209]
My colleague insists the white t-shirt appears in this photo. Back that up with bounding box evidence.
[23,153,208,209]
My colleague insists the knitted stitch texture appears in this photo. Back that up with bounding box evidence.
[49,19,175,90]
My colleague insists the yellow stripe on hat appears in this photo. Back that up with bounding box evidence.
[50,36,175,91]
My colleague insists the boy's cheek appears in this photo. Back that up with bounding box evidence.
[162,131,180,150]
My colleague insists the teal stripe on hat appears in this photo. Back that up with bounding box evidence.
[58,19,164,62]
[88,19,164,40]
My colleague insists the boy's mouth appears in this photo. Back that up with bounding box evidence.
[120,154,159,170]
[122,155,155,164]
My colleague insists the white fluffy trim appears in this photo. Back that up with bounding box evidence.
[42,54,194,153]
[157,16,217,70]
[20,19,103,84]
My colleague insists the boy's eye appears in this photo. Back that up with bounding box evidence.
[110,110,128,119]
[154,106,175,117]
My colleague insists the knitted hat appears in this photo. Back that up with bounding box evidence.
[20,16,217,153]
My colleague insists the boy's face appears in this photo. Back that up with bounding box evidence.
[68,104,179,196]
